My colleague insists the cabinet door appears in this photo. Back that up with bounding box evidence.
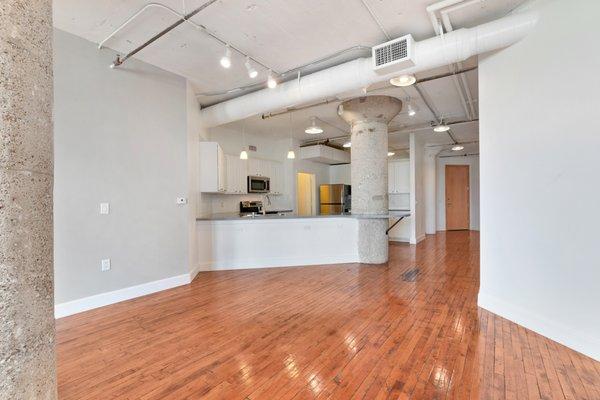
[225,155,236,194]
[248,158,260,176]
[238,159,248,194]
[217,146,226,192]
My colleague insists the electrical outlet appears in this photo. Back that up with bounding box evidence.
[101,259,111,272]
[100,202,110,214]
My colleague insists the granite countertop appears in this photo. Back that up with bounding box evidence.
[197,210,411,221]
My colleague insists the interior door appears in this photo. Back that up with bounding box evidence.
[445,165,470,230]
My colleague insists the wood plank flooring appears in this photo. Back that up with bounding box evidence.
[57,231,600,399]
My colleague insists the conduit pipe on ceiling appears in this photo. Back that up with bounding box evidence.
[198,10,538,128]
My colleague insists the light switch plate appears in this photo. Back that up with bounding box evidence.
[176,197,188,205]
[101,259,111,271]
[100,202,110,214]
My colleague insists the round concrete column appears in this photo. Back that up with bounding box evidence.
[0,1,57,398]
[338,96,402,264]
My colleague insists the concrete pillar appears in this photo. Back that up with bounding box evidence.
[338,96,402,264]
[0,1,57,399]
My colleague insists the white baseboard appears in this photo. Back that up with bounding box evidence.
[478,291,600,362]
[55,273,191,319]
[196,253,359,272]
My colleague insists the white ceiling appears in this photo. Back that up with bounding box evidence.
[53,0,525,155]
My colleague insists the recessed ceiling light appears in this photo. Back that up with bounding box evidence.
[343,141,351,148]
[390,74,416,87]
[387,152,395,156]
[267,69,277,88]
[305,117,323,134]
[220,45,231,69]
[434,124,450,132]
[244,57,258,78]
[451,145,464,151]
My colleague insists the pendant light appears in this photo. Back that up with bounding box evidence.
[240,122,248,160]
[451,145,464,151]
[407,104,416,117]
[434,124,450,132]
[389,74,416,87]
[305,117,323,134]
[287,113,295,159]
[343,141,351,148]
[387,151,395,156]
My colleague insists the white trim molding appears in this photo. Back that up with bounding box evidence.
[55,273,191,319]
[478,291,600,362]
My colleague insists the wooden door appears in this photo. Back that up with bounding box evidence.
[445,165,470,230]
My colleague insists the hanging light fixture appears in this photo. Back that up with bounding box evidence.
[287,113,295,159]
[305,117,323,134]
[244,56,258,78]
[240,121,248,159]
[434,124,450,132]
[220,45,232,69]
[407,104,416,117]
[267,69,277,88]
[387,151,395,157]
[389,74,416,87]
[451,145,464,151]
[343,141,351,148]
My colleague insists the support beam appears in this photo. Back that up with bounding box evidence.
[0,0,56,398]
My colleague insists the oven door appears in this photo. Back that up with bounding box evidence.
[248,176,270,193]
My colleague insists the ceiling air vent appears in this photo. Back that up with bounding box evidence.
[372,34,415,74]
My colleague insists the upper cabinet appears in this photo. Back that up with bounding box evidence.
[199,142,227,193]
[225,155,247,195]
[388,159,410,194]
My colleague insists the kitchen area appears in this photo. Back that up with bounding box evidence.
[195,105,415,272]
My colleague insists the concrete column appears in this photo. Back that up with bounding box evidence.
[338,96,402,264]
[0,1,57,399]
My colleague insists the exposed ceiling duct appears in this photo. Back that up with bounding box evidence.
[198,10,537,128]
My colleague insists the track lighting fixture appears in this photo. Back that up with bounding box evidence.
[390,74,416,87]
[305,117,323,134]
[343,141,351,148]
[451,145,464,151]
[220,45,232,69]
[245,57,258,78]
[267,70,277,88]
[387,152,395,156]
[408,104,416,117]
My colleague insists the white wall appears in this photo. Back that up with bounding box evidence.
[409,133,426,244]
[424,149,438,234]
[53,29,191,305]
[478,0,600,360]
[329,164,351,185]
[436,155,480,231]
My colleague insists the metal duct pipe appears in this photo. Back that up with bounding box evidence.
[198,10,537,128]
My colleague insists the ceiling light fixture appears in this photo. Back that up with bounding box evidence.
[305,117,323,134]
[343,141,351,148]
[388,152,395,156]
[267,70,277,89]
[220,45,232,69]
[389,74,416,87]
[240,122,248,160]
[408,104,416,117]
[434,124,450,132]
[451,145,464,151]
[244,56,258,78]
[287,113,295,159]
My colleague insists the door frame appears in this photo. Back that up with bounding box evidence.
[445,164,470,230]
[296,172,316,216]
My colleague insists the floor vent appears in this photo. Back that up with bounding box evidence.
[402,268,420,282]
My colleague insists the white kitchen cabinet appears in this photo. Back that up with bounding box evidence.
[269,161,284,195]
[388,159,410,194]
[225,155,248,194]
[199,142,227,193]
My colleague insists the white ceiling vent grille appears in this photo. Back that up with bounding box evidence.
[372,34,415,74]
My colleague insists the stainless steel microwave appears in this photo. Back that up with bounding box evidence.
[248,175,270,193]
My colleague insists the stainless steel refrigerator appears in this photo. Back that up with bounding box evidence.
[319,184,351,215]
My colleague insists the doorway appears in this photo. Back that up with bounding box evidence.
[445,165,470,230]
[296,173,316,216]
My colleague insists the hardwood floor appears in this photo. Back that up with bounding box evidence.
[57,231,600,399]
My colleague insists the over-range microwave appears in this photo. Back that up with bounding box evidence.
[248,175,270,193]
